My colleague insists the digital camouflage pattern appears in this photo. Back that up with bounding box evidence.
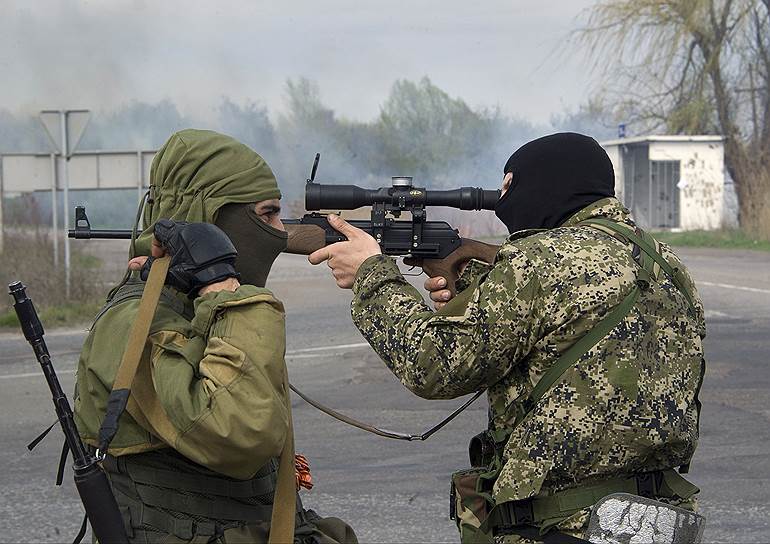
[351,197,705,540]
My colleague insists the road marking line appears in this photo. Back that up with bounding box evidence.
[286,343,370,354]
[0,342,371,380]
[0,369,74,380]
[699,281,770,295]
[0,349,81,363]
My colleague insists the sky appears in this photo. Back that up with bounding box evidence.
[0,0,598,124]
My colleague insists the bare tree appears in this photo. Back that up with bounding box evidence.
[578,0,770,238]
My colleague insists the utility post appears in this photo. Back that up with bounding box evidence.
[39,109,90,299]
[0,156,4,255]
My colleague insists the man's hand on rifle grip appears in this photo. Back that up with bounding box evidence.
[424,276,454,311]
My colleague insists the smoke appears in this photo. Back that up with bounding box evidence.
[0,74,617,238]
[0,0,597,122]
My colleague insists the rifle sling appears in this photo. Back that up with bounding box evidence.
[515,219,696,427]
[95,254,297,544]
[97,256,170,453]
[516,283,642,424]
[269,372,297,544]
[579,218,696,312]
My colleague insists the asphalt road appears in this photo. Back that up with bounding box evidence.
[0,247,768,543]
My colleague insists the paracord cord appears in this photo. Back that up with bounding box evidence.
[289,383,484,441]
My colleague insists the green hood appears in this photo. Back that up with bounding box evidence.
[133,129,281,256]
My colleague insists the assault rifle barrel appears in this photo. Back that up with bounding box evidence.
[69,229,131,239]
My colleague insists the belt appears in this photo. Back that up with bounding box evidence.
[488,469,699,534]
[137,502,310,541]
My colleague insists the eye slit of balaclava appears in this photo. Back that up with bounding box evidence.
[215,203,288,287]
[494,132,615,234]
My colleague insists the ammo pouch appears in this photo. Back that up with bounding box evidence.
[450,467,496,544]
[449,429,508,542]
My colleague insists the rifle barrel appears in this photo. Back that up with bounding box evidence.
[69,229,132,239]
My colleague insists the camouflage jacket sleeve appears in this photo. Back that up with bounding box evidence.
[351,249,543,400]
[454,258,494,292]
[148,286,289,479]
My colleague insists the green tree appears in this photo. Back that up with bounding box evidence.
[550,99,618,141]
[275,78,371,200]
[579,0,770,238]
[375,77,497,184]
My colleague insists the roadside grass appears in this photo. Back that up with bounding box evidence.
[0,300,102,329]
[652,229,770,252]
[0,228,106,330]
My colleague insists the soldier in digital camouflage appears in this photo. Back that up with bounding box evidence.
[310,132,705,543]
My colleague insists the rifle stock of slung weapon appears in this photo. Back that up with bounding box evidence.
[69,154,502,293]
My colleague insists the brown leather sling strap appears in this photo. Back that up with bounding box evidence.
[96,256,297,544]
[270,374,297,544]
[97,256,171,454]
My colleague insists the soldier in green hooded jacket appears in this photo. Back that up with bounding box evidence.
[310,133,706,542]
[74,129,357,543]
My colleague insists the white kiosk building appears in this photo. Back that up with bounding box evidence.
[601,136,725,231]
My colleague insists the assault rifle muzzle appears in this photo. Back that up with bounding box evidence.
[305,177,500,212]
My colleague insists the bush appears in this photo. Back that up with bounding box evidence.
[652,229,770,252]
[0,227,106,328]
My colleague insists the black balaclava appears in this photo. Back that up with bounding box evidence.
[215,203,288,287]
[494,132,615,234]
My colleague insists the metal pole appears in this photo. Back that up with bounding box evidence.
[648,158,653,230]
[61,111,71,299]
[50,152,59,266]
[0,156,4,255]
[137,151,143,203]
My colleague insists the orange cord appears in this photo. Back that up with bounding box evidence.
[294,454,313,491]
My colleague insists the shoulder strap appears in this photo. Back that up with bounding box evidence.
[269,371,297,544]
[514,217,700,426]
[97,256,170,453]
[515,281,643,426]
[578,218,696,313]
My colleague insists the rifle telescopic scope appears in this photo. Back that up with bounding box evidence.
[305,179,500,211]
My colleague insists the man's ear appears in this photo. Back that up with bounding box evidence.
[501,172,514,196]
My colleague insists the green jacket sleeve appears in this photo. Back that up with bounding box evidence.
[351,247,543,400]
[149,285,288,479]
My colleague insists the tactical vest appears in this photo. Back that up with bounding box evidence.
[103,448,294,542]
[89,279,296,543]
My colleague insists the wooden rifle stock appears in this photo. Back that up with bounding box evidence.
[284,223,328,255]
